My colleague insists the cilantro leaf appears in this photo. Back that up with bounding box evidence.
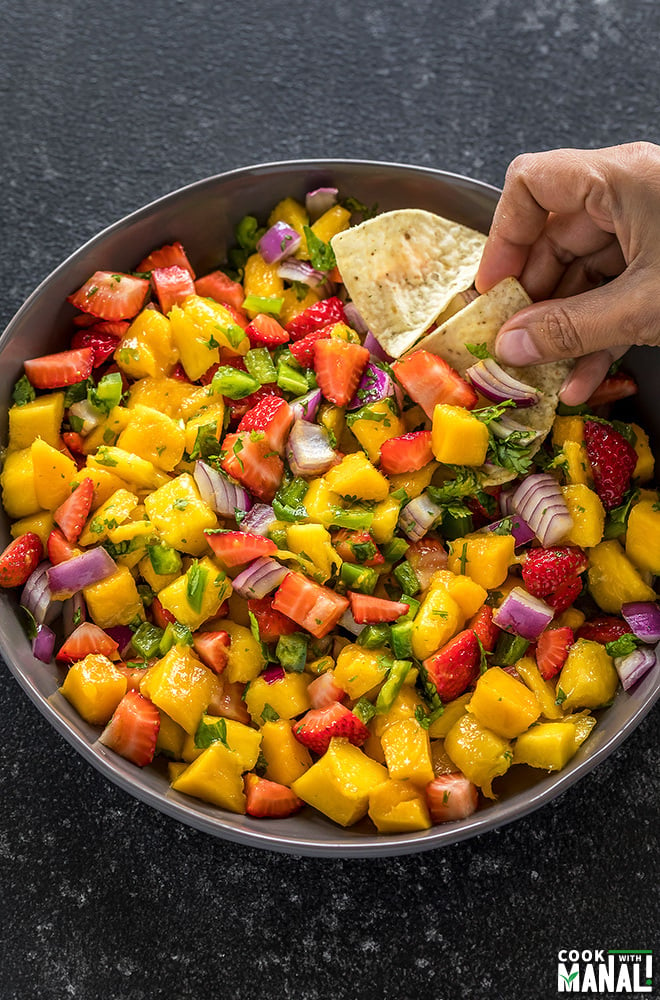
[303,226,336,271]
[466,342,493,360]
[11,375,36,407]
[605,633,643,658]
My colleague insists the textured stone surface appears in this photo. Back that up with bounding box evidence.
[1,1,659,998]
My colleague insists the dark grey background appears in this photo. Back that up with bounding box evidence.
[1,2,659,998]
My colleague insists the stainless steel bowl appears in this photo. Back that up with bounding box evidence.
[1,160,658,857]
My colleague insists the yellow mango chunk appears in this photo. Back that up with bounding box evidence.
[468,665,541,739]
[127,376,210,421]
[388,464,437,501]
[292,737,388,827]
[557,638,618,711]
[348,400,406,462]
[370,495,401,545]
[631,423,654,483]
[212,619,266,684]
[116,404,186,472]
[325,451,389,502]
[144,473,217,555]
[182,716,261,769]
[412,587,462,661]
[368,779,432,833]
[262,719,313,786]
[155,711,187,760]
[10,511,54,550]
[560,484,604,549]
[303,476,342,529]
[81,406,132,455]
[138,555,179,594]
[515,656,563,720]
[428,692,471,738]
[141,645,216,734]
[243,254,285,317]
[8,392,65,450]
[432,404,489,466]
[71,467,125,511]
[286,522,340,583]
[171,741,246,812]
[381,717,434,785]
[169,297,240,381]
[562,711,597,750]
[87,445,170,491]
[31,438,77,509]
[310,204,351,243]
[184,399,226,457]
[625,496,660,575]
[445,712,512,799]
[447,532,517,591]
[1,447,41,518]
[587,539,655,612]
[79,488,139,546]
[513,721,578,771]
[429,569,487,619]
[105,520,153,569]
[115,308,178,379]
[268,196,309,246]
[158,557,232,631]
[60,654,127,726]
[279,285,321,325]
[244,672,311,722]
[334,644,389,700]
[84,566,144,629]
[561,440,591,486]
[552,415,584,447]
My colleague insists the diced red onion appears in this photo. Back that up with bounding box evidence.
[62,592,87,637]
[499,488,516,516]
[337,608,365,636]
[621,602,660,643]
[240,503,277,537]
[105,625,136,659]
[47,547,117,600]
[483,514,536,548]
[285,420,337,478]
[492,586,555,640]
[257,222,301,264]
[290,388,323,423]
[490,414,544,444]
[614,645,657,690]
[68,399,103,436]
[277,258,328,288]
[263,664,286,685]
[398,493,443,542]
[232,557,288,599]
[343,302,369,336]
[466,358,541,407]
[305,187,338,221]
[21,562,63,625]
[362,328,393,362]
[512,473,573,546]
[32,623,56,663]
[194,460,253,517]
[347,362,395,411]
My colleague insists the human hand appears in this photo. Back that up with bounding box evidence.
[475,142,660,404]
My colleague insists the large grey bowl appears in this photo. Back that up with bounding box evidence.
[1,160,658,857]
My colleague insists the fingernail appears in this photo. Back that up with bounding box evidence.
[496,328,542,365]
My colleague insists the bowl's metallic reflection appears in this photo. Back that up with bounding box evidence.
[0,160,658,857]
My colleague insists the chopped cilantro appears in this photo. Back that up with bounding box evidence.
[605,633,642,658]
[11,374,36,407]
[186,561,208,614]
[194,716,229,750]
[466,342,493,360]
[260,703,280,723]
[303,226,336,271]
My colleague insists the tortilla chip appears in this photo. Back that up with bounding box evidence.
[331,209,486,357]
[413,277,573,486]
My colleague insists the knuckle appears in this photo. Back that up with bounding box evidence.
[541,307,584,356]
[505,152,537,186]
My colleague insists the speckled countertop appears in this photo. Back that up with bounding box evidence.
[1,2,659,998]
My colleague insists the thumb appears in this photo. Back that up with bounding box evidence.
[494,273,657,366]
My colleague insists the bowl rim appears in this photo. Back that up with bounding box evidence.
[1,157,658,857]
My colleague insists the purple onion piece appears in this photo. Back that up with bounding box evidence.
[466,358,541,407]
[105,625,136,659]
[232,557,288,600]
[342,301,369,336]
[285,421,337,479]
[21,562,63,625]
[62,592,87,637]
[492,586,555,640]
[512,473,573,546]
[305,186,338,221]
[483,514,536,548]
[398,493,443,542]
[240,503,277,537]
[194,460,253,517]
[290,388,323,423]
[263,665,286,685]
[346,361,395,411]
[257,221,301,264]
[615,646,657,690]
[621,602,660,643]
[278,258,327,287]
[47,547,117,600]
[32,624,56,663]
[362,328,393,362]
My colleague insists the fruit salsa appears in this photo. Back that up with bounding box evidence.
[1,185,659,836]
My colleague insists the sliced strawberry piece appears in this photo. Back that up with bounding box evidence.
[586,371,637,408]
[426,774,479,823]
[136,241,195,278]
[308,671,346,709]
[536,626,574,680]
[288,327,332,368]
[206,676,251,724]
[151,596,176,630]
[237,394,294,453]
[72,312,99,327]
[285,295,346,341]
[67,271,150,321]
[220,431,284,503]
[24,347,94,389]
[348,592,410,623]
[245,773,304,818]
[379,430,434,475]
[71,321,128,367]
[224,382,282,422]
[61,431,86,455]
[169,362,191,382]
[333,530,383,567]
[246,597,299,642]
[392,350,478,417]
[53,477,94,543]
[584,419,637,510]
[245,313,289,347]
[194,270,245,311]
[99,690,160,767]
[218,301,249,330]
[406,537,448,591]
[423,629,481,702]
[151,265,196,315]
[192,630,231,674]
[468,604,500,653]
[577,616,632,644]
[47,529,77,565]
[313,339,370,407]
[0,532,43,588]
[56,621,119,663]
[522,546,588,598]
[293,701,369,755]
[271,571,349,639]
[546,576,583,615]
[204,530,277,567]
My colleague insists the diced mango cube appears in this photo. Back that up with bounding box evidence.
[81,406,132,455]
[631,423,654,483]
[155,711,187,759]
[304,476,343,529]
[411,587,463,661]
[625,496,660,575]
[158,557,232,631]
[213,618,265,683]
[116,404,186,471]
[183,716,261,769]
[127,376,211,421]
[279,285,321,325]
[8,392,65,450]
[84,565,144,628]
[184,399,226,457]
[560,484,604,548]
[138,554,179,594]
[515,656,563,720]
[171,741,246,812]
[144,473,217,555]
[1,447,41,518]
[334,644,389,700]
[262,719,313,786]
[310,204,351,243]
[513,722,578,771]
[430,569,487,619]
[140,645,217,734]
[291,737,388,826]
[10,510,54,549]
[115,308,178,379]
[243,254,285,317]
[348,401,405,462]
[79,488,139,546]
[325,451,389,502]
[60,654,127,726]
[244,672,311,722]
[87,446,170,490]
[557,638,618,711]
[428,692,471,738]
[447,532,517,591]
[71,467,125,510]
[468,665,541,738]
[588,539,655,612]
[370,495,402,545]
[445,712,512,798]
[387,464,437,501]
[552,415,584,447]
[368,779,432,833]
[432,404,489,466]
[381,717,434,785]
[31,438,77,509]
[286,523,340,583]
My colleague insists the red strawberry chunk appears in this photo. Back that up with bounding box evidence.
[426,774,479,823]
[577,616,632,644]
[586,372,637,409]
[53,477,94,543]
[151,597,176,630]
[245,313,289,347]
[545,576,583,615]
[220,431,284,503]
[348,592,410,623]
[333,530,383,567]
[0,532,43,588]
[237,394,294,453]
[288,327,332,368]
[204,530,277,567]
[392,350,478,417]
[71,321,128,366]
[99,690,160,767]
[25,347,94,389]
[192,630,231,674]
[245,773,303,818]
[56,621,119,663]
[522,546,588,598]
[468,604,500,653]
[285,295,346,340]
[67,271,150,321]
[313,339,370,407]
[272,572,349,638]
[136,241,195,278]
[584,419,637,510]
[61,432,86,455]
[423,629,481,702]
[293,701,369,755]
[536,626,574,680]
[308,671,346,709]
[246,597,299,642]
[224,383,282,422]
[151,265,196,315]
[380,431,434,475]
[194,270,245,311]
[47,529,77,565]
